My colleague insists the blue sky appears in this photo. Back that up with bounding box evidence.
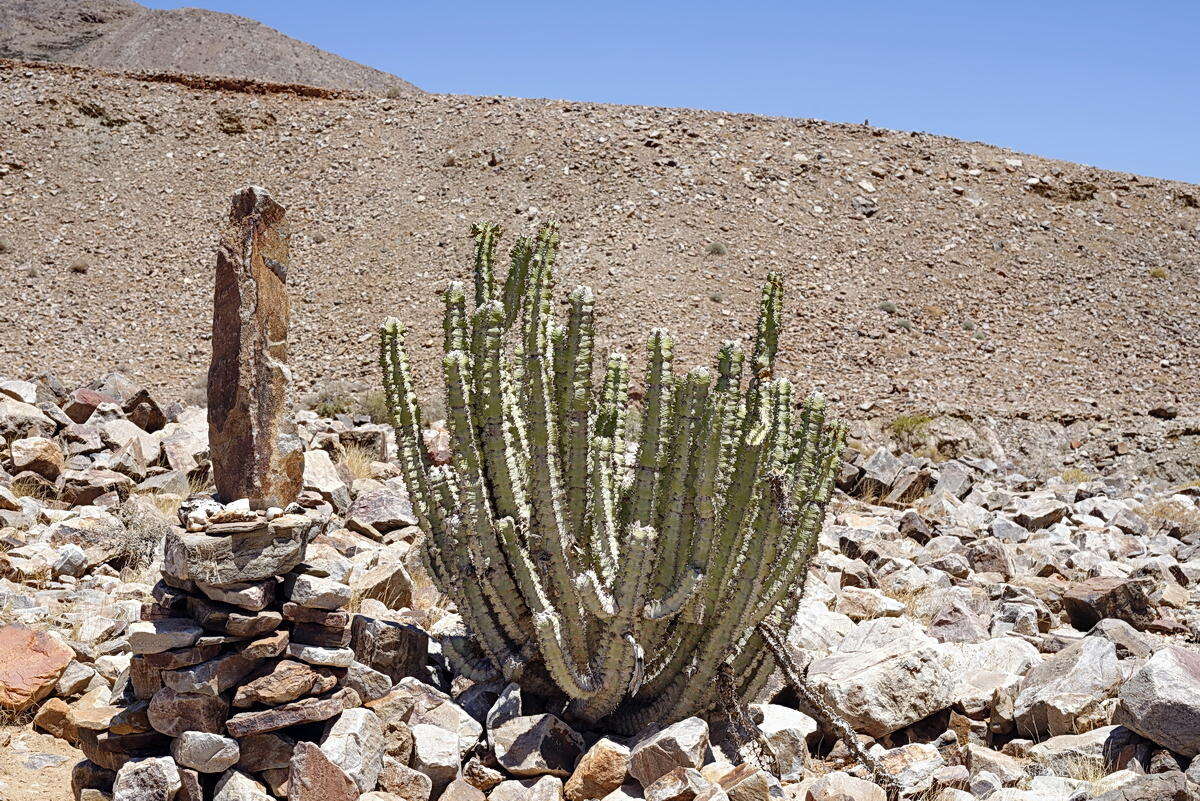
[143,1,1200,183]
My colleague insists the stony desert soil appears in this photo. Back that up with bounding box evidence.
[0,0,419,94]
[0,59,1197,474]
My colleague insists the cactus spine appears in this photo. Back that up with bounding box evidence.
[380,223,845,732]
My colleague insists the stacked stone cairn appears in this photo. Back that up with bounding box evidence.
[70,186,427,801]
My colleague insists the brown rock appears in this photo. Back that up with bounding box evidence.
[123,388,167,433]
[147,686,229,736]
[33,696,76,742]
[64,387,115,424]
[10,436,65,479]
[1063,576,1157,630]
[232,659,338,707]
[565,737,629,801]
[72,759,117,799]
[0,625,74,711]
[287,741,358,801]
[237,732,297,773]
[187,594,283,637]
[226,687,359,737]
[208,185,303,509]
[77,728,172,772]
[291,622,351,648]
[282,603,351,627]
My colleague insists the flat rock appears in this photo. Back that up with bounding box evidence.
[226,688,359,738]
[173,731,241,773]
[288,573,351,610]
[0,625,74,711]
[148,686,229,736]
[163,517,310,587]
[233,659,338,707]
[286,642,354,667]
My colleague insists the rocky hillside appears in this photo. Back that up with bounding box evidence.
[1,372,1199,801]
[0,0,419,94]
[0,59,1198,479]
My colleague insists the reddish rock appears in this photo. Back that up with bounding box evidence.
[287,740,359,801]
[0,625,74,711]
[232,659,338,707]
[208,185,303,509]
[63,387,116,423]
[226,687,359,737]
[147,686,229,736]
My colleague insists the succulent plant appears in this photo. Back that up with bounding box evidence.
[380,222,845,732]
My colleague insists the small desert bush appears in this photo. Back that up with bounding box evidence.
[69,258,89,274]
[313,382,354,418]
[0,238,12,255]
[1060,467,1095,484]
[1149,266,1168,279]
[893,317,914,332]
[878,300,898,314]
[888,412,933,439]
[358,390,390,424]
[706,241,729,256]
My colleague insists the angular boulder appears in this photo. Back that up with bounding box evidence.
[1114,646,1200,756]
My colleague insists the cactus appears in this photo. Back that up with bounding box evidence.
[379,222,845,732]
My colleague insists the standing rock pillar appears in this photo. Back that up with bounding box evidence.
[208,186,303,508]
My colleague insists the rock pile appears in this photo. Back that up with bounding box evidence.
[69,494,434,801]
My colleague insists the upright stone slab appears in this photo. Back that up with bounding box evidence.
[208,186,303,508]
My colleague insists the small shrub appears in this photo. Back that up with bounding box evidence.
[893,317,913,332]
[69,258,89,274]
[1060,467,1094,484]
[313,381,354,418]
[961,320,976,331]
[385,87,406,99]
[1149,266,1168,279]
[705,242,728,256]
[1142,498,1200,538]
[888,412,933,439]
[878,300,897,314]
[358,390,390,424]
[0,238,12,255]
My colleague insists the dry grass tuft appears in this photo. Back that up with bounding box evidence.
[1141,498,1200,538]
[339,444,377,481]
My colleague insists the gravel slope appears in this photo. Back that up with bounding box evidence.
[0,60,1197,432]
